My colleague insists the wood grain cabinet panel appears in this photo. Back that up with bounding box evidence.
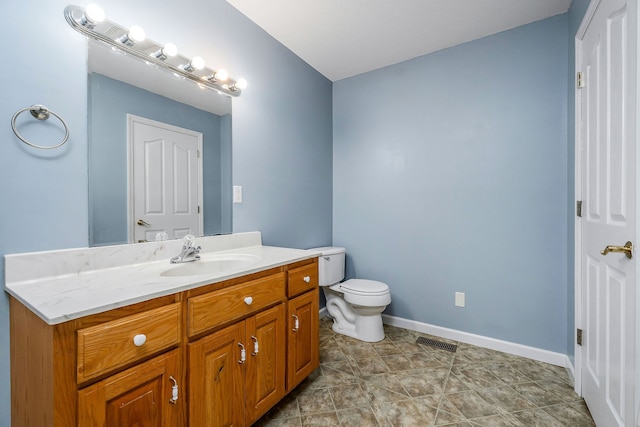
[245,304,286,424]
[188,272,285,337]
[287,290,319,392]
[287,263,319,298]
[77,303,181,383]
[189,303,286,426]
[189,322,246,427]
[78,349,182,427]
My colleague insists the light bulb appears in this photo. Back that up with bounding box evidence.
[191,56,205,70]
[119,25,145,46]
[182,56,205,72]
[81,4,105,28]
[214,69,229,81]
[151,43,178,60]
[162,43,178,57]
[235,78,247,90]
[128,25,146,42]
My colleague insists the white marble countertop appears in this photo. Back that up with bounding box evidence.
[4,232,319,325]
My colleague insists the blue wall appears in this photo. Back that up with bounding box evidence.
[89,73,228,245]
[0,0,333,425]
[333,15,570,353]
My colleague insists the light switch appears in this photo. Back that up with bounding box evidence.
[233,185,242,203]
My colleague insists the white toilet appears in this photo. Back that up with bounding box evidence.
[311,247,391,342]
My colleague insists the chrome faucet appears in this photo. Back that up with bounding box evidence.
[170,234,201,264]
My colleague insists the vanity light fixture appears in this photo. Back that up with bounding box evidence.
[204,69,229,82]
[230,78,248,92]
[151,42,178,60]
[80,3,104,29]
[181,56,205,72]
[118,25,145,46]
[64,4,246,97]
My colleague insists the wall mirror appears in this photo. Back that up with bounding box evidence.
[87,39,233,246]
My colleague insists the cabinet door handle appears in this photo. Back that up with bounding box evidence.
[251,335,259,356]
[303,276,311,283]
[169,376,179,404]
[238,342,246,364]
[133,334,147,346]
[292,314,299,332]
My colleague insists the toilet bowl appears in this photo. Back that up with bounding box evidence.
[310,247,391,342]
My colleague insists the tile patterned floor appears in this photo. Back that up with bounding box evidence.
[255,318,595,426]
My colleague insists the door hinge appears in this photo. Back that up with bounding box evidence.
[577,328,583,346]
[197,150,201,158]
[576,200,582,217]
[577,72,585,89]
[197,205,200,214]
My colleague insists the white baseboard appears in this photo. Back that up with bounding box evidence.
[381,314,574,371]
[319,307,328,318]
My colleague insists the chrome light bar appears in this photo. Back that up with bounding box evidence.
[64,4,246,97]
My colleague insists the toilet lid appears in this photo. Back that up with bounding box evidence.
[339,279,389,296]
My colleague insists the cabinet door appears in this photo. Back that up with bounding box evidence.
[189,322,245,427]
[78,349,182,427]
[245,304,286,424]
[287,290,319,391]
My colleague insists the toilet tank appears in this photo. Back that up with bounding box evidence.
[308,247,345,286]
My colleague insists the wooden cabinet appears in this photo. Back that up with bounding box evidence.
[9,257,318,427]
[189,322,245,426]
[287,291,319,391]
[77,303,181,383]
[245,304,286,422]
[78,349,182,427]
[189,304,286,426]
[285,261,320,392]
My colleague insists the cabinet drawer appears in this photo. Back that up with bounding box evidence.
[188,272,285,337]
[77,303,181,383]
[287,263,318,298]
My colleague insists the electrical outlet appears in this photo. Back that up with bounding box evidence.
[455,292,465,307]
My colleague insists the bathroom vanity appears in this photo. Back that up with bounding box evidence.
[5,232,319,427]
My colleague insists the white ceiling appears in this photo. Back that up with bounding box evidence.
[226,0,572,82]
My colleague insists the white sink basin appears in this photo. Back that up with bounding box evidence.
[160,253,261,277]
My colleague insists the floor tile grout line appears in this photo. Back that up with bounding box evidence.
[433,340,460,425]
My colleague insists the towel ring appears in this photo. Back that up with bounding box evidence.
[11,105,69,150]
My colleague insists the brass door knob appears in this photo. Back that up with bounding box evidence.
[600,241,633,259]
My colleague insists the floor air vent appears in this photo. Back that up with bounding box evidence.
[416,336,457,353]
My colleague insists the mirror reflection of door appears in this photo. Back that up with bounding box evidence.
[128,114,203,243]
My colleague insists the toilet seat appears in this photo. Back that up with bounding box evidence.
[330,279,391,307]
[339,279,389,296]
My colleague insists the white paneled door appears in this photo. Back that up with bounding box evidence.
[128,115,203,243]
[576,0,637,425]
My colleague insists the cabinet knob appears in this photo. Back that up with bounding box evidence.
[133,334,147,347]
[244,296,253,305]
[303,276,311,283]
